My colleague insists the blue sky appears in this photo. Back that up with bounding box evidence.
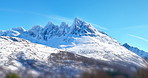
[0,0,148,51]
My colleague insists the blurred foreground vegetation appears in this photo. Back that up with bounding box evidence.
[4,68,148,78]
[6,73,20,78]
[80,68,148,78]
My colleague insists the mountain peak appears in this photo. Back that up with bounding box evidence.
[60,22,68,28]
[69,18,98,36]
[11,27,26,32]
[28,25,43,33]
[74,17,83,22]
[44,22,57,32]
[123,43,130,48]
[47,21,54,25]
[0,18,107,39]
[73,18,86,26]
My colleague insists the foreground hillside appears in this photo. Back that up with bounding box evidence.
[0,36,128,78]
[0,36,147,78]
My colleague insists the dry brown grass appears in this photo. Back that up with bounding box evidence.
[80,69,128,78]
[81,70,111,78]
[134,69,148,78]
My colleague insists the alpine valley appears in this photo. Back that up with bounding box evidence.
[0,18,147,78]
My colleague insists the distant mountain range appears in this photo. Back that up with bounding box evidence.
[0,18,147,78]
[123,43,148,59]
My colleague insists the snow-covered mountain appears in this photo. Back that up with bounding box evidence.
[0,36,143,78]
[0,18,147,71]
[123,43,148,59]
[0,36,59,78]
[0,36,105,78]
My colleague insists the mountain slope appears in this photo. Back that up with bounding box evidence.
[0,36,103,78]
[0,36,58,77]
[0,18,147,69]
[0,36,142,78]
[123,43,148,59]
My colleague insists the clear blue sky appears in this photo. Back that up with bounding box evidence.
[0,0,148,51]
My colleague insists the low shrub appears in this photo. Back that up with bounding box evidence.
[6,73,20,78]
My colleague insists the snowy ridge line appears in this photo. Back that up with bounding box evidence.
[123,43,148,59]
